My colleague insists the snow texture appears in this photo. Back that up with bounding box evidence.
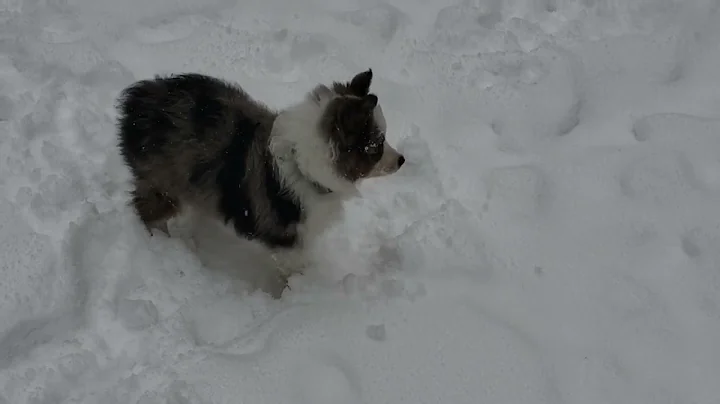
[2,0,720,403]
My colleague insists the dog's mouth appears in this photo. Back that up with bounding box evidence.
[366,165,399,178]
[366,142,405,178]
[365,151,405,179]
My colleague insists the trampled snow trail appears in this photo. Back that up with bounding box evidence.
[1,0,720,403]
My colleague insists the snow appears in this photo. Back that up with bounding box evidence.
[1,0,720,402]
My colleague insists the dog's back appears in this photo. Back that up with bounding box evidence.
[116,73,275,175]
[115,73,277,232]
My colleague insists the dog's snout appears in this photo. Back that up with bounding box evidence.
[366,142,404,178]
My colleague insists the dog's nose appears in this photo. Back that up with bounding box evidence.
[397,155,405,168]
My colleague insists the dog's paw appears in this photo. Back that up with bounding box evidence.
[271,248,310,276]
[145,220,171,237]
[270,271,292,298]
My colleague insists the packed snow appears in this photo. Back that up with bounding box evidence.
[2,0,720,402]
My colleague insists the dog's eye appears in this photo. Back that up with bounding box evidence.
[364,141,381,154]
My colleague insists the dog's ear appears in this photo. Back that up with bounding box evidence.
[348,69,373,96]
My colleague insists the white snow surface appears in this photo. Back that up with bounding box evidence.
[2,0,720,403]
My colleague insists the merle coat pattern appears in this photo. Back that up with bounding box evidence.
[115,69,405,277]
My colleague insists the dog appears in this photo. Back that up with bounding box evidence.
[115,69,405,282]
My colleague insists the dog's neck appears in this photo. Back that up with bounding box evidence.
[268,96,359,202]
[268,145,339,204]
[285,148,334,196]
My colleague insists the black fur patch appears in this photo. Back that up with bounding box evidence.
[188,158,219,185]
[214,116,302,248]
[163,74,226,136]
[192,94,224,136]
[216,116,258,238]
[116,80,175,162]
[116,73,233,164]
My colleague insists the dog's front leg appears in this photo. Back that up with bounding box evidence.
[269,247,313,292]
[271,247,310,277]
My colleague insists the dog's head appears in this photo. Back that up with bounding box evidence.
[271,69,405,196]
[313,69,405,183]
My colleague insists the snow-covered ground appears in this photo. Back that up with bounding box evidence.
[2,0,720,402]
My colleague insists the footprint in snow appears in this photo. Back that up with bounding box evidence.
[617,150,698,202]
[293,351,363,404]
[632,112,720,143]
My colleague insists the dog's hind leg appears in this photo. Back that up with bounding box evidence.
[130,183,181,236]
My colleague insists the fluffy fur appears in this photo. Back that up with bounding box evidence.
[115,69,405,279]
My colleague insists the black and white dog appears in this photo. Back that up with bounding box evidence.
[115,69,405,281]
